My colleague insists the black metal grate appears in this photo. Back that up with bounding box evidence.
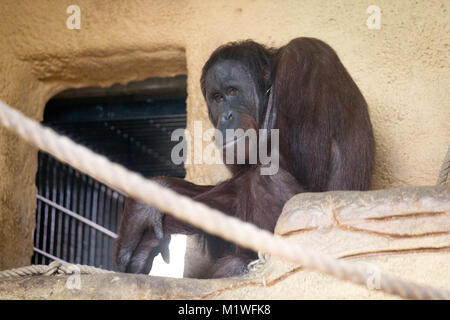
[32,87,187,270]
[48,116,187,178]
[33,153,125,270]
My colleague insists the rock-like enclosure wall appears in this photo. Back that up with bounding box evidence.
[0,0,448,270]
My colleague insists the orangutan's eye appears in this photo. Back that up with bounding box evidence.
[227,87,239,96]
[213,93,224,103]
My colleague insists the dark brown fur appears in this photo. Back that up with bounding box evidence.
[115,37,375,278]
[272,38,375,191]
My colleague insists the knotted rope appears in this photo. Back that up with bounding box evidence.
[0,261,113,278]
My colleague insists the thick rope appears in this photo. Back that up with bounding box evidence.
[0,261,113,278]
[437,147,450,185]
[0,100,449,300]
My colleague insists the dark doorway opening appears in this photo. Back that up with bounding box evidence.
[32,76,187,271]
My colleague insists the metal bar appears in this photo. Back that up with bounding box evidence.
[48,159,58,258]
[95,185,105,267]
[104,189,112,269]
[33,247,67,264]
[78,174,87,264]
[110,194,119,271]
[99,185,108,268]
[34,154,44,264]
[56,160,64,259]
[83,176,92,266]
[75,173,83,264]
[62,165,71,261]
[69,169,78,263]
[41,154,51,264]
[36,194,117,239]
[89,179,99,266]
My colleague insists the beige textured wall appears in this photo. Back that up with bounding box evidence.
[0,0,448,270]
